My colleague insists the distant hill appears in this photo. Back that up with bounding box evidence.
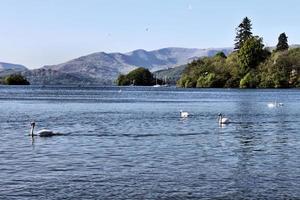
[0,62,28,77]
[0,62,27,71]
[153,65,187,85]
[22,68,108,85]
[25,47,233,85]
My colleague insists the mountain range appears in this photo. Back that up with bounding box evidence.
[1,47,233,85]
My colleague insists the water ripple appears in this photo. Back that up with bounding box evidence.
[1,86,300,199]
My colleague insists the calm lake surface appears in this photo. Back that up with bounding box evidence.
[1,86,300,199]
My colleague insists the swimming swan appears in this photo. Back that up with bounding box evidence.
[30,122,61,137]
[267,101,284,108]
[218,113,230,124]
[180,110,189,118]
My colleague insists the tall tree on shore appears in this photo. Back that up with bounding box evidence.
[276,32,289,51]
[234,17,253,50]
[238,36,267,74]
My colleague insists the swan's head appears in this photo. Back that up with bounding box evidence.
[30,121,36,128]
[180,110,183,113]
[218,113,223,117]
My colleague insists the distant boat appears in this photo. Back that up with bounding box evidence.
[153,77,161,87]
[162,76,170,87]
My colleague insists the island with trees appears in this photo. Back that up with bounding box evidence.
[178,17,299,88]
[0,74,30,85]
[116,67,162,86]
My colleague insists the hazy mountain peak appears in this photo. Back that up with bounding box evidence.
[0,62,27,71]
[25,47,234,85]
[0,62,28,78]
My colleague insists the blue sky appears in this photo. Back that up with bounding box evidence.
[0,0,299,68]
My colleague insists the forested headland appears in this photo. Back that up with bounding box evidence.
[178,17,300,88]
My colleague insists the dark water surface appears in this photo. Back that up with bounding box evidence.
[1,86,300,199]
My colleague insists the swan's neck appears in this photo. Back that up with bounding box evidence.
[219,116,222,123]
[30,126,34,136]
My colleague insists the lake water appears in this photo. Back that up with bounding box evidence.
[1,86,300,199]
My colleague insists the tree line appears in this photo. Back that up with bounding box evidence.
[178,17,298,88]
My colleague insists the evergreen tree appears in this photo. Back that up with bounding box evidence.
[238,36,267,75]
[276,32,289,51]
[234,17,253,50]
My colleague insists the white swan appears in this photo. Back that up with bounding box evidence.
[30,122,60,137]
[267,101,284,108]
[218,113,230,124]
[180,110,189,118]
[267,102,276,108]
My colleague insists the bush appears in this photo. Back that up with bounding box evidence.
[196,73,226,88]
[239,72,258,88]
